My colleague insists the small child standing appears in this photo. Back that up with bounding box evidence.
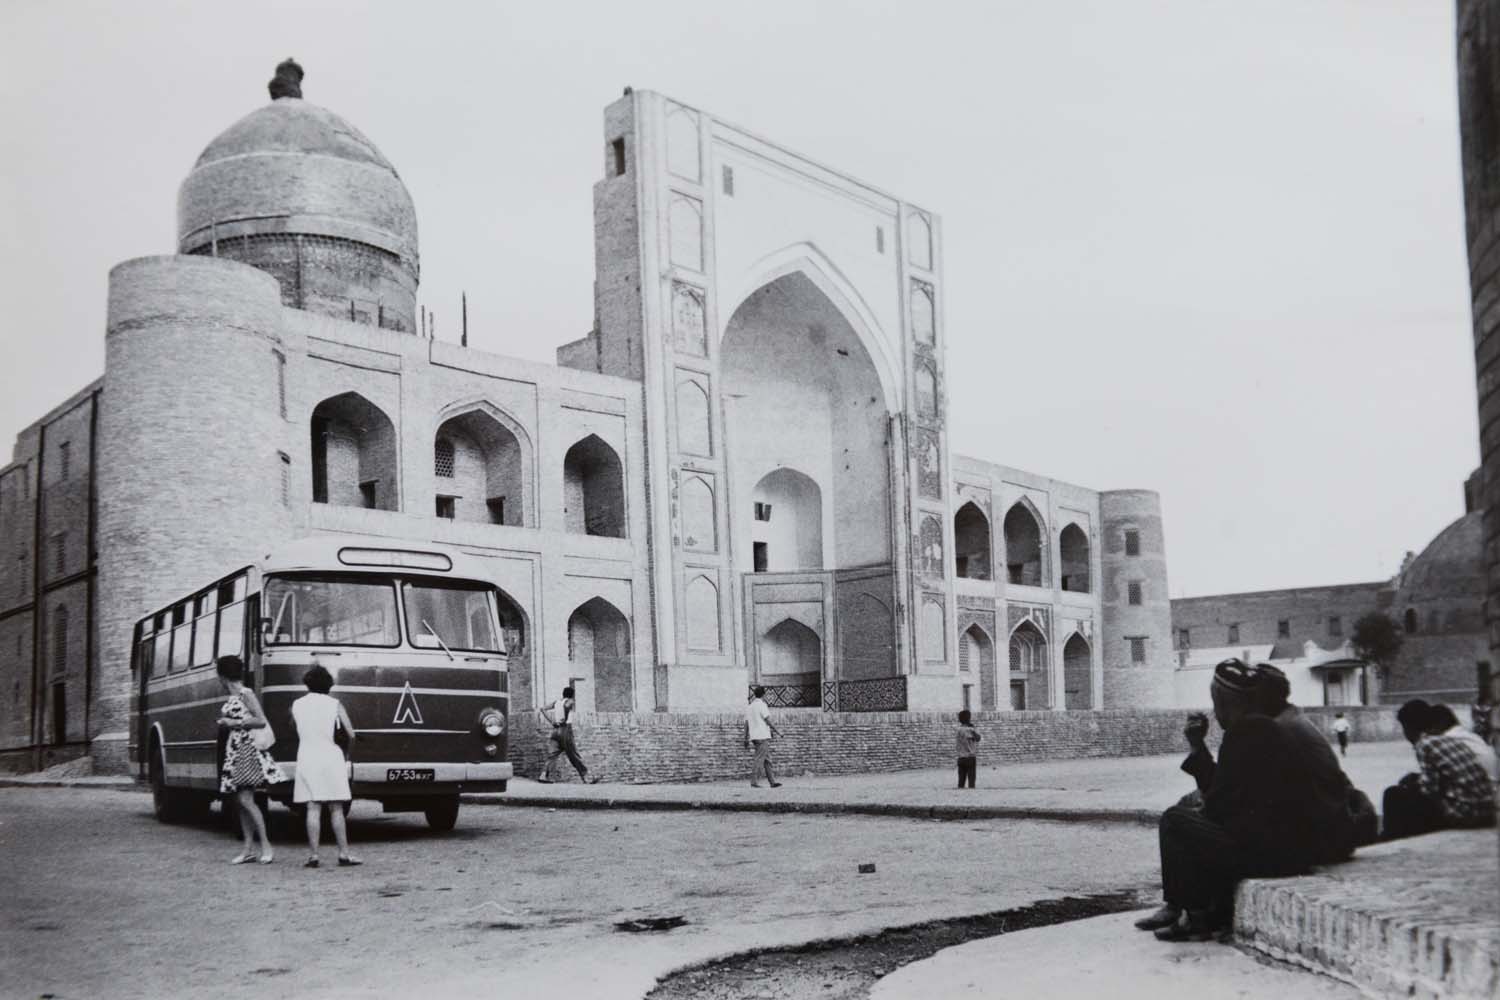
[1332,712,1350,757]
[955,710,981,789]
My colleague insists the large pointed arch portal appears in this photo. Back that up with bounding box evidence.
[723,270,893,574]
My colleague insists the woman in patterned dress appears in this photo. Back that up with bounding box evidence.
[216,655,285,864]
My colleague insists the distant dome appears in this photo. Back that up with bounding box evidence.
[176,61,418,332]
[1397,511,1483,604]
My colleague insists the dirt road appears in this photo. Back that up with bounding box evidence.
[0,786,1158,999]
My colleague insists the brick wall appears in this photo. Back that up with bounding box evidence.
[1458,1,1500,697]
[507,705,1408,785]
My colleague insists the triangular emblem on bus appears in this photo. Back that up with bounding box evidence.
[393,682,424,725]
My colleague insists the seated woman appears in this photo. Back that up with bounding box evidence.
[1136,659,1359,941]
[292,664,362,868]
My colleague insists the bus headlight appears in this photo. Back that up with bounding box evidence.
[479,709,505,738]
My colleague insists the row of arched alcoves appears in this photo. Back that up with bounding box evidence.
[957,621,1095,710]
[955,499,1091,593]
[308,392,627,538]
[750,613,1095,711]
[497,589,636,712]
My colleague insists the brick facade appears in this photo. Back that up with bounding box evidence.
[508,705,1408,785]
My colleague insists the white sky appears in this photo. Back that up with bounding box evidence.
[0,0,1478,598]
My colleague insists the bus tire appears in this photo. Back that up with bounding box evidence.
[149,743,189,824]
[423,797,460,832]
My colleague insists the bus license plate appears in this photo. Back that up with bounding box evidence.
[387,768,435,783]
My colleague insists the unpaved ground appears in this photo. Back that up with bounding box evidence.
[0,786,1158,999]
[649,893,1146,1000]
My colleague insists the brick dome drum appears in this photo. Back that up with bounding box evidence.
[176,64,419,333]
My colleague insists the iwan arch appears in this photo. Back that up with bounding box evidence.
[0,64,1176,773]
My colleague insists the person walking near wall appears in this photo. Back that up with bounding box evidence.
[537,686,599,784]
[746,686,782,788]
[1332,713,1350,757]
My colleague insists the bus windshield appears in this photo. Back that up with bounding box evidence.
[401,580,503,654]
[263,574,400,647]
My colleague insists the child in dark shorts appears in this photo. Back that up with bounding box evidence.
[955,710,981,788]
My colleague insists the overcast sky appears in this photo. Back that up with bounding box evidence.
[0,0,1478,598]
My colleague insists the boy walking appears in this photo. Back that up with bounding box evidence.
[537,686,600,784]
[1332,713,1350,756]
[746,686,782,788]
[955,710,981,788]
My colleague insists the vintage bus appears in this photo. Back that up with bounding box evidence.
[133,537,511,831]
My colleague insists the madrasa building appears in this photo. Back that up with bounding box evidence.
[0,61,1177,775]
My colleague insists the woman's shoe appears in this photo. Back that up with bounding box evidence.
[337,856,363,867]
[229,852,257,865]
[257,851,274,865]
[1133,905,1181,931]
[304,857,320,869]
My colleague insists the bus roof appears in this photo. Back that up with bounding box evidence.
[259,535,497,582]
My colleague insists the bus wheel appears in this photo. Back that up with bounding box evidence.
[150,746,186,824]
[423,797,460,832]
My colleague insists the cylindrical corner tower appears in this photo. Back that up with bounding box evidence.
[94,255,293,768]
[176,59,419,334]
[1099,489,1174,707]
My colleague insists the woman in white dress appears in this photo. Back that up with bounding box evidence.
[292,665,361,868]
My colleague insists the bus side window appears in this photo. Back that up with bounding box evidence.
[152,614,171,678]
[218,597,245,660]
[191,591,218,669]
[170,603,192,673]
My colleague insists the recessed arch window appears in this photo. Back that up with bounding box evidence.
[563,435,626,538]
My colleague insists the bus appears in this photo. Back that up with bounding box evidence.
[133,537,511,831]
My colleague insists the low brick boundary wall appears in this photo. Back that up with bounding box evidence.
[507,705,1403,785]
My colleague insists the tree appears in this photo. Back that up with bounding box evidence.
[1350,612,1403,702]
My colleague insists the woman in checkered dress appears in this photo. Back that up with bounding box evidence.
[216,655,285,864]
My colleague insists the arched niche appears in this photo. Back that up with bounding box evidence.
[310,391,398,510]
[563,435,626,538]
[684,575,720,652]
[750,468,823,572]
[954,502,992,580]
[1059,523,1090,593]
[759,618,821,682]
[723,267,892,573]
[1009,620,1049,710]
[1003,500,1046,587]
[1063,631,1091,709]
[567,597,632,712]
[432,403,530,526]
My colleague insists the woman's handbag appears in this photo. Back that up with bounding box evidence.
[251,720,276,752]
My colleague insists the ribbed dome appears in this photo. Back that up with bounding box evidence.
[175,61,419,332]
[178,60,417,266]
[193,99,395,172]
[1397,511,1483,603]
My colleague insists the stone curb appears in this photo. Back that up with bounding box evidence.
[1235,874,1499,1000]
[466,793,1159,825]
[0,777,142,790]
[0,779,1158,825]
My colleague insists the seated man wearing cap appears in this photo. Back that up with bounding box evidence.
[1136,659,1359,941]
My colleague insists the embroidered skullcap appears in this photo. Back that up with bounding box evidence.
[1212,658,1257,693]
